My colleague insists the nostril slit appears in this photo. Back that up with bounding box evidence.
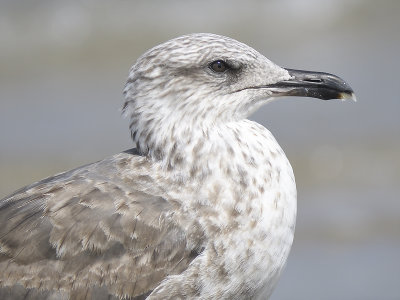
[305,78,323,83]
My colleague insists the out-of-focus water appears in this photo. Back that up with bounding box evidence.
[0,0,399,299]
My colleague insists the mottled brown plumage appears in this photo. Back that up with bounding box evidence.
[0,149,204,299]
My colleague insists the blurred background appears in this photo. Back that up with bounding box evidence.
[0,0,399,299]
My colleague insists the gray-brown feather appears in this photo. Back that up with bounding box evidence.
[0,149,203,299]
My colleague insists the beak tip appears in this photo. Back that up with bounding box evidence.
[339,92,357,102]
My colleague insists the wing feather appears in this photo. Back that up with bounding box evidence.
[0,149,204,299]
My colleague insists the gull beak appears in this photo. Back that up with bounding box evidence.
[268,68,356,101]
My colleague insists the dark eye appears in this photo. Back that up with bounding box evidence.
[210,60,229,73]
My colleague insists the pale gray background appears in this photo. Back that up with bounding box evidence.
[0,0,399,299]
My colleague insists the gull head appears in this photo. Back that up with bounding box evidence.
[123,33,354,156]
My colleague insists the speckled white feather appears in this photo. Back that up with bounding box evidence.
[123,33,296,299]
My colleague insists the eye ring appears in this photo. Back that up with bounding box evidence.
[210,60,229,73]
